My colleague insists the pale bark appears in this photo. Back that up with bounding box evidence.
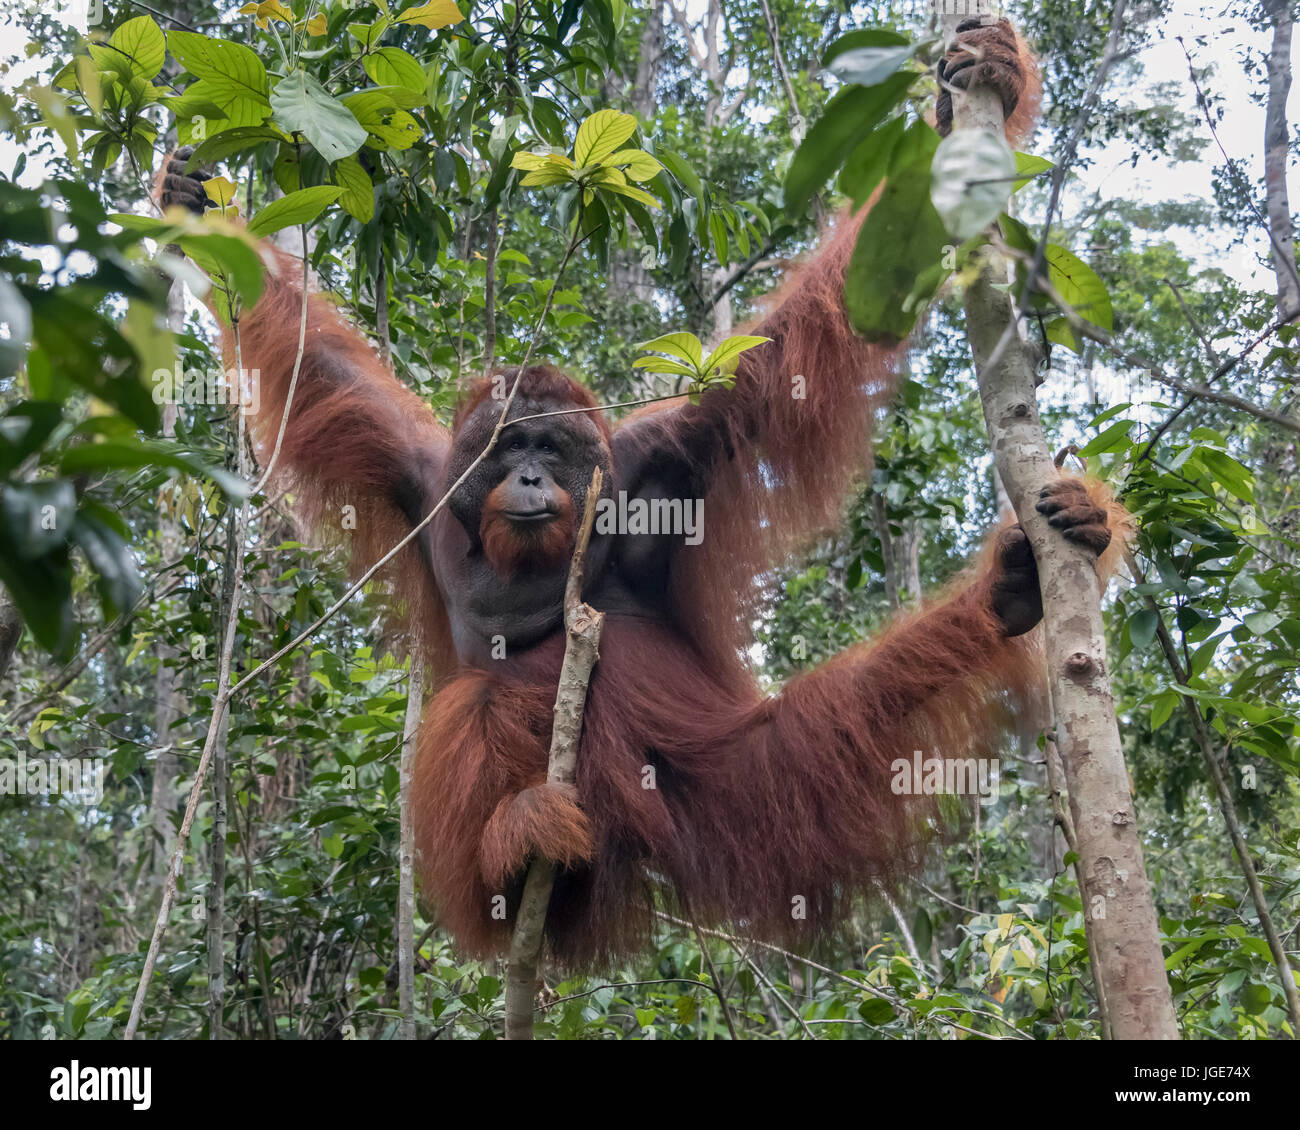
[398,651,424,1041]
[1044,734,1111,1037]
[206,399,247,1041]
[1264,0,1299,316]
[503,468,605,1040]
[126,327,254,1042]
[948,15,1179,1038]
[149,278,185,879]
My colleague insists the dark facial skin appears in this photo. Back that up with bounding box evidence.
[493,426,570,521]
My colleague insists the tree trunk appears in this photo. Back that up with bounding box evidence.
[398,652,424,1041]
[1264,0,1299,316]
[149,278,185,879]
[948,25,1179,1039]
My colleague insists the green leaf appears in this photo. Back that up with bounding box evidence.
[930,128,1016,240]
[574,109,637,167]
[342,90,422,149]
[334,156,375,223]
[784,71,916,216]
[824,28,909,65]
[655,148,701,196]
[394,0,463,29]
[519,169,574,188]
[362,46,427,94]
[1045,316,1082,354]
[1198,449,1255,504]
[348,18,391,47]
[189,125,286,168]
[271,70,368,162]
[1149,688,1180,730]
[167,31,270,106]
[1,480,75,560]
[1128,609,1158,649]
[247,185,342,238]
[1013,151,1054,192]
[1045,245,1113,332]
[59,441,249,497]
[636,332,703,368]
[631,357,698,378]
[598,181,661,210]
[110,15,166,79]
[858,997,896,1025]
[826,44,918,87]
[844,132,947,343]
[605,148,662,182]
[1076,419,1135,456]
[175,230,266,315]
[701,334,771,376]
[837,114,906,210]
[1244,610,1282,637]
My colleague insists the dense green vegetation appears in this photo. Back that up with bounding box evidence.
[0,0,1296,1040]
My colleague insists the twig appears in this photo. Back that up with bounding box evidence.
[503,466,605,1040]
[398,652,424,1041]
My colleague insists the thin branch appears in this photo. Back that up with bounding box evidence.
[504,465,605,1040]
[1126,550,1300,1031]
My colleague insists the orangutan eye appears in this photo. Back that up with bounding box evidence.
[508,438,523,452]
[541,442,554,454]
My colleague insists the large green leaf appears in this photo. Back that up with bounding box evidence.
[189,125,287,168]
[825,43,918,88]
[110,15,166,79]
[930,128,1016,240]
[334,156,375,222]
[823,27,910,65]
[574,109,637,168]
[362,47,427,94]
[342,90,421,150]
[247,186,342,238]
[784,71,915,216]
[59,439,248,497]
[844,134,948,343]
[837,114,906,210]
[1045,244,1113,332]
[636,332,703,368]
[167,31,269,106]
[272,71,368,162]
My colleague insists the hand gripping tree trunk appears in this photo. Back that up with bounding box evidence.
[946,25,1179,1041]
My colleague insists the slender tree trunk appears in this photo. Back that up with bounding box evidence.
[482,208,498,376]
[609,3,662,304]
[1264,0,1299,316]
[206,422,242,1040]
[1262,0,1300,554]
[149,278,185,879]
[398,652,424,1041]
[949,25,1179,1039]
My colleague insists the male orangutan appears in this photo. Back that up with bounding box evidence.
[161,19,1117,966]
